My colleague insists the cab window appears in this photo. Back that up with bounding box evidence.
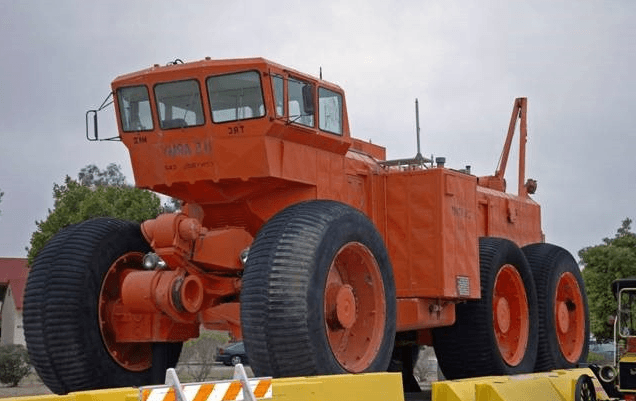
[288,77,314,127]
[272,74,284,117]
[117,86,153,132]
[155,80,205,129]
[207,71,265,123]
[318,87,342,135]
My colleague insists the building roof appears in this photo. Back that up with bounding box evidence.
[0,258,29,310]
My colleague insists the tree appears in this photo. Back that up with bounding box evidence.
[78,163,126,187]
[27,164,162,264]
[581,218,636,341]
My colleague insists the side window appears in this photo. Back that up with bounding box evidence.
[154,80,205,129]
[288,77,314,127]
[117,86,153,132]
[272,74,284,117]
[318,88,342,135]
[207,71,266,123]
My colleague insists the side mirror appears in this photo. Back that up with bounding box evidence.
[302,84,314,115]
[86,92,115,142]
[86,110,99,141]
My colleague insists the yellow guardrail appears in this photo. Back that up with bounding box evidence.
[433,368,609,401]
[3,387,139,401]
[268,372,404,401]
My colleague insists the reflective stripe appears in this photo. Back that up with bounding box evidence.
[140,378,272,401]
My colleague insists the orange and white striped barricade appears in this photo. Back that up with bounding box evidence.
[140,365,272,401]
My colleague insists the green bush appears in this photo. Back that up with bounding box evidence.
[0,344,30,386]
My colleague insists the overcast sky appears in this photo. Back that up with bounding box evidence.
[0,0,634,263]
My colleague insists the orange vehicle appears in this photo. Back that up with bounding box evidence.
[24,57,589,395]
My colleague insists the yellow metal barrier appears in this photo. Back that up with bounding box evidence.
[268,372,404,401]
[432,368,609,401]
[3,387,139,401]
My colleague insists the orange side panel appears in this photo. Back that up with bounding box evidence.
[476,186,543,246]
[385,171,434,297]
[316,151,346,201]
[346,174,366,211]
[280,139,318,184]
[386,169,480,300]
[214,136,272,181]
[441,173,480,299]
[372,174,388,239]
[344,150,385,218]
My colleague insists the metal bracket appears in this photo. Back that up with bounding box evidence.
[233,363,257,401]
[165,368,187,401]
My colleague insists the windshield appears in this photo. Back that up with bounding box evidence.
[117,86,153,132]
[619,289,636,337]
[226,342,245,352]
[207,71,265,123]
[155,80,205,129]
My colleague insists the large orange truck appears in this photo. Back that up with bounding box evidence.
[23,57,589,395]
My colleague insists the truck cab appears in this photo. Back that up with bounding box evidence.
[113,58,352,203]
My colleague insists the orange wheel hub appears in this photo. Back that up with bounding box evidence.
[324,242,386,372]
[335,285,356,329]
[554,272,585,363]
[492,264,529,366]
[99,252,152,371]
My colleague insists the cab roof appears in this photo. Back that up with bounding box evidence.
[111,57,344,94]
[612,277,636,298]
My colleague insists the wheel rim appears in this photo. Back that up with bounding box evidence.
[99,252,152,371]
[576,375,595,401]
[492,264,529,366]
[324,242,386,372]
[555,272,586,363]
[231,356,241,365]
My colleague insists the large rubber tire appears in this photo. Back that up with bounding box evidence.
[432,237,539,379]
[522,243,590,371]
[241,200,396,377]
[23,218,182,395]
